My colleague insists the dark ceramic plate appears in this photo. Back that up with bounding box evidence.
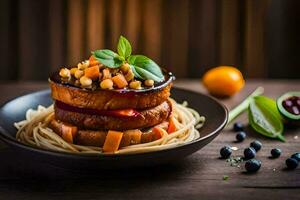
[0,88,227,170]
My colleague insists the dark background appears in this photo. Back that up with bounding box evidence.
[0,0,299,81]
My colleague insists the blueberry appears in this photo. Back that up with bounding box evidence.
[220,146,232,159]
[286,158,299,169]
[250,140,262,152]
[244,147,256,159]
[233,122,244,132]
[291,153,300,162]
[236,131,246,142]
[245,159,261,173]
[271,148,281,158]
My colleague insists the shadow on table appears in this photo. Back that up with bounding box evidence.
[0,148,204,194]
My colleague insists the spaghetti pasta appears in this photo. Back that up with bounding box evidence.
[15,99,205,154]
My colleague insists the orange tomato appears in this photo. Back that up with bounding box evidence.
[202,66,245,97]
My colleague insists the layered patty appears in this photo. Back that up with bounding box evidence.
[49,78,172,110]
[54,100,172,131]
[50,119,168,147]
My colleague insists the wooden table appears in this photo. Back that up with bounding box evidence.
[0,80,299,199]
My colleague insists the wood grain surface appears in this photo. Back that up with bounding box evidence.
[0,80,299,200]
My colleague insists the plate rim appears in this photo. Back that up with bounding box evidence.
[0,88,228,158]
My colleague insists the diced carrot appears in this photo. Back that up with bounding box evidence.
[84,65,100,80]
[111,74,128,88]
[89,55,100,66]
[152,127,164,140]
[103,130,124,153]
[167,117,177,134]
[61,123,77,143]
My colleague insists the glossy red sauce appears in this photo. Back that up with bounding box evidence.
[55,101,140,117]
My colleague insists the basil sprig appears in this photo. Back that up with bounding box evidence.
[117,36,132,59]
[92,36,164,82]
[92,49,124,68]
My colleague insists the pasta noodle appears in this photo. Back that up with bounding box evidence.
[15,99,205,154]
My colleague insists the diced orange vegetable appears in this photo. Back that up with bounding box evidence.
[167,117,177,134]
[103,130,124,153]
[152,127,164,140]
[89,55,100,66]
[84,65,100,80]
[112,74,128,88]
[61,124,77,143]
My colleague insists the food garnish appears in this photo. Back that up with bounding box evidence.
[92,36,164,82]
[202,66,245,97]
[59,35,164,90]
[226,156,243,167]
[222,175,229,180]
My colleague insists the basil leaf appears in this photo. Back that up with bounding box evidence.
[92,49,123,68]
[249,96,285,142]
[129,64,143,80]
[128,55,164,82]
[117,36,132,59]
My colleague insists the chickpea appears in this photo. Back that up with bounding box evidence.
[129,80,142,89]
[77,61,89,70]
[100,79,113,90]
[59,68,71,78]
[74,69,84,79]
[144,79,154,87]
[125,69,134,81]
[80,76,92,87]
[82,60,90,68]
[102,68,111,80]
[120,63,130,73]
[77,63,83,69]
[70,67,78,75]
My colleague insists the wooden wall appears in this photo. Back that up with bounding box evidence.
[0,0,299,81]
